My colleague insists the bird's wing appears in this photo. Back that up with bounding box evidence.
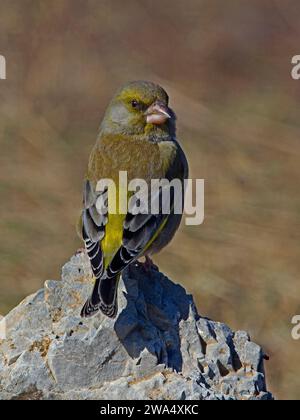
[97,181,172,317]
[99,142,188,315]
[82,179,107,281]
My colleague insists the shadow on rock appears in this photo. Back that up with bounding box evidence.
[114,262,192,372]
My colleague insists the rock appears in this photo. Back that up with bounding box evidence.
[0,252,273,400]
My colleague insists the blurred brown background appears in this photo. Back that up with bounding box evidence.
[0,0,299,399]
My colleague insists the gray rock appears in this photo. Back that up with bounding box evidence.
[0,252,273,400]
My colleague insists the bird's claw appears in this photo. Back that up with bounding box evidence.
[143,255,158,272]
[76,247,86,255]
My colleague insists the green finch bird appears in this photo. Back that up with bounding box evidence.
[79,81,188,318]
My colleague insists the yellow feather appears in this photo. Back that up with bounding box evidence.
[101,184,128,267]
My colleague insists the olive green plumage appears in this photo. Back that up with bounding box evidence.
[79,81,188,318]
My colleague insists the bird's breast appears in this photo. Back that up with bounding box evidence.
[90,134,177,183]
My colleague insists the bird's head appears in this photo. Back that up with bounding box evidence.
[101,81,176,140]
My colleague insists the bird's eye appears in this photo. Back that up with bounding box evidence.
[131,99,139,109]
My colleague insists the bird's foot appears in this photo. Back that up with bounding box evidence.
[76,247,86,255]
[142,255,158,272]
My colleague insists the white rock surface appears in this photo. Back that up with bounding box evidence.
[0,253,273,400]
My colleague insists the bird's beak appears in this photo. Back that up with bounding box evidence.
[145,101,171,125]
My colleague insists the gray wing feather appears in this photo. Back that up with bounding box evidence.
[82,180,106,278]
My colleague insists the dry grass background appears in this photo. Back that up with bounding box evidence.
[0,0,300,399]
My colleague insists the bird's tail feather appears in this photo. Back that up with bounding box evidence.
[98,274,120,318]
[80,274,120,318]
[80,277,101,318]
